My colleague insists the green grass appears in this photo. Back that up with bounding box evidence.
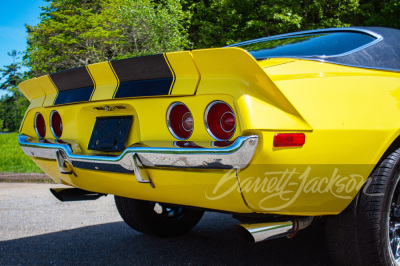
[0,132,43,173]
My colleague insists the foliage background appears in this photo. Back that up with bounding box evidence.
[0,133,43,173]
[1,0,399,132]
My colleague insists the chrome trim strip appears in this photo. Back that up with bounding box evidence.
[228,27,382,49]
[229,28,383,60]
[19,134,259,181]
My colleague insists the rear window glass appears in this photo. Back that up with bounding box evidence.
[235,32,376,60]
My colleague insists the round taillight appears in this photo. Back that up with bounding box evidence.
[50,110,63,138]
[167,102,193,140]
[205,101,236,141]
[34,112,46,139]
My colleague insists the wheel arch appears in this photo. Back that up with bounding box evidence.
[372,133,400,177]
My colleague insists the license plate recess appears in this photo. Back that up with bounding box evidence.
[88,116,133,152]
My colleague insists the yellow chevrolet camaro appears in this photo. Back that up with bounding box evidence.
[18,27,400,264]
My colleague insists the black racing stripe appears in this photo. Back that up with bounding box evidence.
[49,54,173,104]
[50,66,95,105]
[114,78,173,99]
[50,66,94,92]
[110,54,172,82]
[54,86,94,105]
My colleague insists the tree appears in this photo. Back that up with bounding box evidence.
[1,51,23,92]
[25,0,113,76]
[183,0,359,48]
[106,0,189,59]
[0,50,29,132]
[355,0,400,28]
[21,0,400,80]
[24,0,189,76]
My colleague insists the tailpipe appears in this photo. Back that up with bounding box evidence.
[235,216,313,243]
[50,187,105,202]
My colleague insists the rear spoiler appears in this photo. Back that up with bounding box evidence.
[19,47,309,130]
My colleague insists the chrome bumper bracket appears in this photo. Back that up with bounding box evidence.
[55,150,76,176]
[132,153,155,187]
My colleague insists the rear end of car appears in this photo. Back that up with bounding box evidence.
[19,27,400,217]
[18,48,270,214]
[19,41,400,215]
[18,27,400,264]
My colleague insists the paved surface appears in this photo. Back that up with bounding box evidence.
[0,183,330,265]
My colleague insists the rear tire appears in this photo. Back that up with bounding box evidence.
[115,196,204,237]
[325,148,400,265]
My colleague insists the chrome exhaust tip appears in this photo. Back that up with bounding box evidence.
[235,221,293,243]
[235,217,313,243]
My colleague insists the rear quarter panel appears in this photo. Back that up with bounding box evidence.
[235,59,400,215]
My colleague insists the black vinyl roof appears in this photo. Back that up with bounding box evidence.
[230,27,400,72]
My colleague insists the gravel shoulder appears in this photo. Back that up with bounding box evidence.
[0,173,53,183]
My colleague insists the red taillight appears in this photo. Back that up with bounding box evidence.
[167,102,193,140]
[273,133,305,147]
[50,111,63,138]
[34,112,46,139]
[205,101,236,141]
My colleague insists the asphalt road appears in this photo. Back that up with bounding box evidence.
[0,183,331,265]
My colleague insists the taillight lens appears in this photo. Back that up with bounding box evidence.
[205,101,236,141]
[50,110,63,138]
[167,102,193,140]
[34,112,46,139]
[273,133,305,147]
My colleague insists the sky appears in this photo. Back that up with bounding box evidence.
[0,0,46,97]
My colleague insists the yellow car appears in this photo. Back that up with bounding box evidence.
[18,27,400,265]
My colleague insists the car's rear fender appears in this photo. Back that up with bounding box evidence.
[235,59,400,215]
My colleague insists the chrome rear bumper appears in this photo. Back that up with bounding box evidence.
[19,135,258,184]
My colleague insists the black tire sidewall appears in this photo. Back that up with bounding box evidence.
[326,148,400,265]
[381,156,400,265]
[361,148,400,265]
[115,196,204,237]
[136,200,203,236]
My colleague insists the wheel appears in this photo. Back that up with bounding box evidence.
[325,148,400,265]
[114,196,204,237]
